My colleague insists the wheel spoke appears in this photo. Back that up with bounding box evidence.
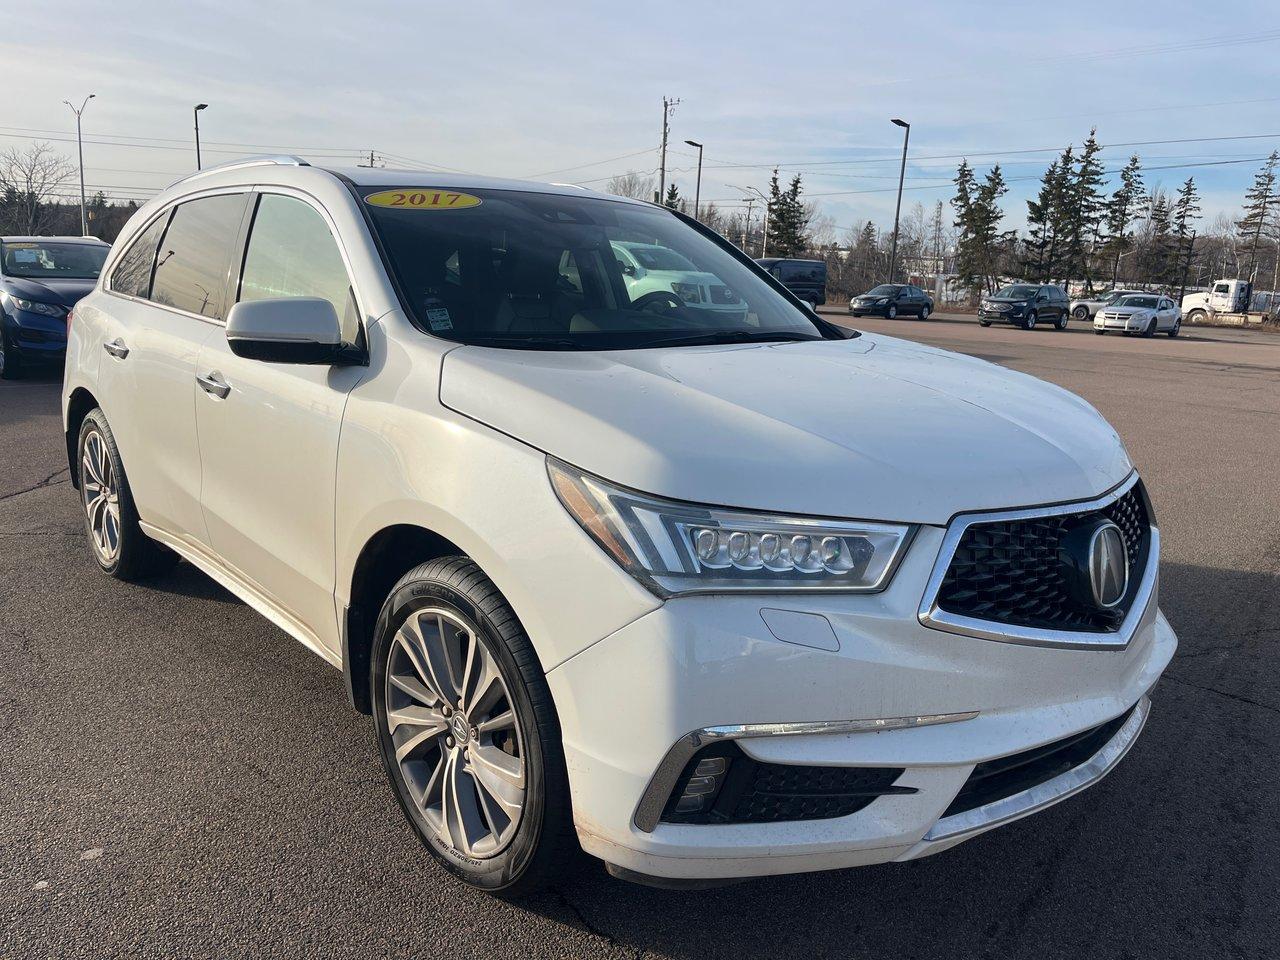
[470,742,525,790]
[477,709,515,735]
[469,751,525,818]
[396,624,451,707]
[394,721,446,764]
[388,671,437,707]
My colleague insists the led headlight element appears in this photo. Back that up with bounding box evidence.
[3,294,65,317]
[548,458,913,596]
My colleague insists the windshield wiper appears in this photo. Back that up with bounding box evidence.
[639,330,824,348]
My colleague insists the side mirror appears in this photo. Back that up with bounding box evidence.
[226,297,346,364]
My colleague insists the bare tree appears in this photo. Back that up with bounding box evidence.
[604,170,656,202]
[0,143,75,235]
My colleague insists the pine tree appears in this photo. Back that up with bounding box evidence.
[1171,177,1201,288]
[664,182,681,210]
[765,169,808,256]
[1101,155,1146,288]
[1064,129,1107,289]
[1236,152,1278,281]
[1143,192,1175,285]
[952,160,1008,295]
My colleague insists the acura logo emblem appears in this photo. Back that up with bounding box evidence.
[1087,522,1129,609]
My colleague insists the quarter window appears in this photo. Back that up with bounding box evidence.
[110,213,170,299]
[150,194,248,320]
[238,194,359,343]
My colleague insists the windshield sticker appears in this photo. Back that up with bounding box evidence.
[425,306,453,331]
[12,250,38,262]
[6,242,39,249]
[365,190,482,211]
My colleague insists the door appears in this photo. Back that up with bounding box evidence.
[1159,298,1177,330]
[97,194,249,547]
[194,192,367,655]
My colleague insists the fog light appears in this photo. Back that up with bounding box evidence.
[671,756,729,814]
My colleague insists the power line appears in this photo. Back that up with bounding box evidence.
[525,146,658,180]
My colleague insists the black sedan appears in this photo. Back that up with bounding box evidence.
[1,236,108,379]
[848,283,933,319]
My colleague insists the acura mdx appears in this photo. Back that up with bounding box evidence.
[63,157,1176,894]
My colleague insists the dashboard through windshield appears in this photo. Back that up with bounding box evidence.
[360,186,836,350]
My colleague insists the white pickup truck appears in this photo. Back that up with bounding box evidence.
[1182,279,1252,323]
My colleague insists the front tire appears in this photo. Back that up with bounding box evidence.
[1168,318,1181,338]
[0,331,21,380]
[886,304,898,319]
[979,318,991,327]
[371,557,576,896]
[77,409,178,580]
[1187,309,1207,324]
[1023,311,1038,330]
[1143,318,1156,337]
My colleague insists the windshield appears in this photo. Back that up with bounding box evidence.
[994,285,1038,299]
[1116,295,1159,309]
[361,187,832,349]
[865,284,901,296]
[2,241,108,280]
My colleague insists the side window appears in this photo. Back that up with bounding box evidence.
[110,213,170,299]
[238,194,360,343]
[150,193,248,320]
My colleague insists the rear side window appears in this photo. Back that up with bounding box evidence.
[150,193,248,320]
[780,261,825,283]
[238,194,360,343]
[110,214,170,298]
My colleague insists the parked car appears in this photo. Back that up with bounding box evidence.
[1069,289,1146,321]
[978,284,1070,330]
[1094,294,1181,337]
[613,241,746,321]
[64,157,1175,895]
[755,257,826,310]
[1,236,109,378]
[848,283,933,319]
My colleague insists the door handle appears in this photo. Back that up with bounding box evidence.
[196,371,231,400]
[103,338,130,359]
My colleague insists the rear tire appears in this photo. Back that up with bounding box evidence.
[1073,305,1090,320]
[371,557,577,897]
[77,409,179,580]
[0,331,21,380]
[1054,312,1068,330]
[919,305,931,320]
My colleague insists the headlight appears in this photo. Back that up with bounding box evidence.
[548,458,914,596]
[4,294,65,317]
[875,298,889,305]
[671,282,703,304]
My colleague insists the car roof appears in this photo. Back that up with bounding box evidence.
[1,235,109,244]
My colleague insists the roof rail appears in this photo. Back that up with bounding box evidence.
[166,155,310,189]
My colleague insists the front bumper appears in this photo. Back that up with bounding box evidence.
[849,303,890,316]
[547,524,1176,880]
[1094,315,1148,333]
[2,311,67,363]
[979,308,1024,323]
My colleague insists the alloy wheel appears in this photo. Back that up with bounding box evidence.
[81,429,121,564]
[385,607,526,859]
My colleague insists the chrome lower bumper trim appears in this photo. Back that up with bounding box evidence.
[923,695,1150,843]
[633,710,979,833]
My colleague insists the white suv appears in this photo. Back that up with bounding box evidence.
[64,157,1176,894]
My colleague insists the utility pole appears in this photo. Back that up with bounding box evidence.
[63,94,95,235]
[740,197,757,253]
[684,140,703,221]
[194,103,208,169]
[888,118,911,283]
[730,185,769,256]
[657,96,680,203]
[1178,230,1197,303]
[359,150,377,167]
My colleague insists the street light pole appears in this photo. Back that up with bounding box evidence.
[888,118,911,284]
[194,104,208,170]
[684,140,703,221]
[63,94,95,235]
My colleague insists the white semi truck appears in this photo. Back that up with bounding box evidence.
[1181,279,1252,323]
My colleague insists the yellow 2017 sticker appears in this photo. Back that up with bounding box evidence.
[365,189,482,210]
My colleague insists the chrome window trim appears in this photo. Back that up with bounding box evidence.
[632,710,979,833]
[923,695,1149,843]
[917,472,1157,651]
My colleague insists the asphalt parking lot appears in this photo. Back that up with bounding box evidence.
[2,314,1278,959]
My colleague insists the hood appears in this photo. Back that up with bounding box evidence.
[439,333,1132,525]
[2,276,97,307]
[987,294,1030,303]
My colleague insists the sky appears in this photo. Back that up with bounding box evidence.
[6,0,1280,240]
